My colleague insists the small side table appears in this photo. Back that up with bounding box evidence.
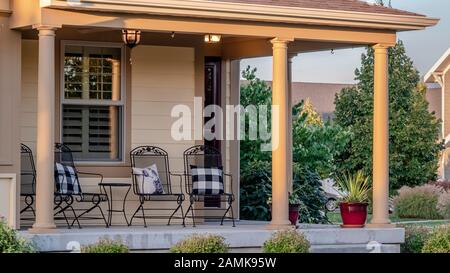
[99,182,131,226]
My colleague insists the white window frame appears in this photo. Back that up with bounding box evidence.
[60,40,126,164]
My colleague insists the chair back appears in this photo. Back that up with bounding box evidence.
[54,143,83,194]
[130,146,172,195]
[183,145,222,194]
[20,144,36,195]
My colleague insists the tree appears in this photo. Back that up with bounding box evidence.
[373,0,391,7]
[334,41,443,192]
[239,66,347,222]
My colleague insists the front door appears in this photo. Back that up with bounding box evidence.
[204,57,222,208]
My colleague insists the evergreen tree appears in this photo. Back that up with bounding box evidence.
[334,41,443,192]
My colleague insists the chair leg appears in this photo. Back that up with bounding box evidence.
[30,205,36,217]
[97,205,109,228]
[221,197,236,227]
[180,205,185,228]
[71,200,100,228]
[129,204,142,227]
[230,204,236,227]
[141,203,147,228]
[184,202,195,227]
[168,197,183,226]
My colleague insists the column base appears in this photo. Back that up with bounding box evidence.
[366,221,396,228]
[29,223,58,234]
[266,221,293,230]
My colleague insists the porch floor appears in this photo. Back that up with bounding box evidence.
[20,221,404,253]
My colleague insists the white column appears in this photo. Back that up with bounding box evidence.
[287,53,296,193]
[369,44,393,227]
[268,38,292,229]
[31,26,58,232]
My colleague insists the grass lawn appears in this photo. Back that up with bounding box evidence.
[327,212,450,227]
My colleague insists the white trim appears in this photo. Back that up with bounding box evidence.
[44,0,438,31]
[424,47,450,83]
[60,40,126,164]
[0,174,17,229]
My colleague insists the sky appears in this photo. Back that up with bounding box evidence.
[241,0,450,84]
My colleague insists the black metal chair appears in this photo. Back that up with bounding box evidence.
[20,144,36,221]
[129,146,185,227]
[54,143,108,228]
[183,145,235,227]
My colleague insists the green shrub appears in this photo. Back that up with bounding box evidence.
[437,192,450,219]
[170,234,229,253]
[81,239,129,253]
[422,226,450,253]
[0,219,34,253]
[294,166,328,224]
[263,230,310,253]
[393,185,443,219]
[400,225,430,253]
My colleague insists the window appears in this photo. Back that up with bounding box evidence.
[62,43,124,162]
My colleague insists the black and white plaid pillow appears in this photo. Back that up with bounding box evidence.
[190,165,224,195]
[55,163,81,195]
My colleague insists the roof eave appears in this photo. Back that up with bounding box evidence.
[42,0,439,31]
[425,47,450,84]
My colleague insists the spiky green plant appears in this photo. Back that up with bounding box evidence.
[336,170,371,203]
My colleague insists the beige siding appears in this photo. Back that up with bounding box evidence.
[444,72,450,139]
[426,87,442,121]
[20,40,38,153]
[131,45,196,173]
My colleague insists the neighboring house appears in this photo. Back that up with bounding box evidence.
[291,82,353,120]
[0,0,437,249]
[425,47,450,179]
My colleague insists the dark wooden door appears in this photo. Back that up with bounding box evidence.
[204,57,222,152]
[204,57,222,208]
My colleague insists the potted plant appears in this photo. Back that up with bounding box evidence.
[335,170,371,228]
[267,188,302,226]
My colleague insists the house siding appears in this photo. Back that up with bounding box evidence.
[131,45,196,174]
[20,40,38,154]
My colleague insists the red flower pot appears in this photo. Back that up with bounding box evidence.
[339,202,368,228]
[289,204,300,225]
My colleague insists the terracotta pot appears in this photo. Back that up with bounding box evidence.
[289,204,300,225]
[339,202,368,228]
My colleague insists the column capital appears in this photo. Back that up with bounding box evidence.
[32,24,60,33]
[372,43,394,51]
[270,37,294,47]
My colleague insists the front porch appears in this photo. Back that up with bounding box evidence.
[0,1,439,254]
[21,222,404,253]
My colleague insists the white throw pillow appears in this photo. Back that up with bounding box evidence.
[132,164,164,194]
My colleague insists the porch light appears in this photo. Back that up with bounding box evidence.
[204,34,221,43]
[122,29,141,49]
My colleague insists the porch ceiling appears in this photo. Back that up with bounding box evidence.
[20,26,366,59]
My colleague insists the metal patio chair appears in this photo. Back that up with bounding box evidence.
[20,144,36,221]
[54,143,108,228]
[183,145,235,227]
[129,146,185,227]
